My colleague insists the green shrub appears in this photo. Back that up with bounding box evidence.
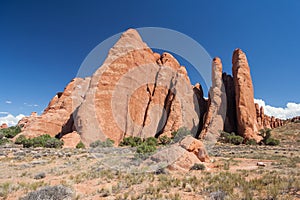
[171,131,177,138]
[260,129,271,144]
[219,131,232,143]
[228,135,244,145]
[0,126,21,138]
[0,138,10,145]
[120,136,158,156]
[44,138,64,148]
[90,138,115,148]
[22,138,34,148]
[144,137,158,146]
[158,135,171,145]
[172,127,192,143]
[245,139,257,145]
[119,136,142,147]
[265,138,280,146]
[15,134,63,148]
[259,129,280,146]
[219,131,244,145]
[31,134,52,147]
[15,135,27,144]
[76,141,85,149]
[190,163,206,171]
[136,142,156,154]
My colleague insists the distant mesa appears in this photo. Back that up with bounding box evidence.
[17,28,285,147]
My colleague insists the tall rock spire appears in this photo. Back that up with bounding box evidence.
[200,57,226,141]
[232,49,261,141]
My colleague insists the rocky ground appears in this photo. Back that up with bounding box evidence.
[0,122,299,200]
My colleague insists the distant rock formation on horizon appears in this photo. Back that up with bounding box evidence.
[0,123,8,129]
[17,28,284,147]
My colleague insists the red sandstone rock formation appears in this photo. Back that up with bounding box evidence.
[18,112,37,130]
[291,116,300,122]
[141,135,209,171]
[74,29,199,145]
[18,78,90,138]
[255,103,264,130]
[254,103,284,130]
[61,131,81,148]
[16,29,199,146]
[200,57,226,141]
[232,49,261,141]
[16,28,289,148]
[222,73,237,134]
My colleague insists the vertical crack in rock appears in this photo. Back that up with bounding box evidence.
[193,83,208,138]
[222,73,237,134]
[139,83,154,137]
[155,88,174,137]
[155,74,178,138]
[151,65,162,97]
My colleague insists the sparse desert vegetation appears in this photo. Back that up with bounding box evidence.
[15,134,63,148]
[0,121,299,199]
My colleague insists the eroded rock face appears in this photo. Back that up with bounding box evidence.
[61,131,81,148]
[254,104,284,130]
[75,29,199,146]
[141,136,209,172]
[18,112,37,130]
[200,57,226,142]
[232,49,261,141]
[222,73,237,134]
[18,78,90,138]
[193,83,208,137]
[16,29,199,147]
[255,103,264,130]
[179,135,209,162]
[16,28,285,149]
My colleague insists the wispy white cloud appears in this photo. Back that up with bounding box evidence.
[0,112,9,115]
[0,113,25,127]
[5,101,12,104]
[23,102,39,107]
[255,99,300,119]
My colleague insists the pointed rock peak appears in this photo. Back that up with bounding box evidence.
[232,48,248,64]
[194,83,202,90]
[234,48,243,53]
[112,28,149,51]
[212,57,223,86]
[213,57,222,65]
[157,52,180,70]
[120,28,143,42]
[103,29,151,66]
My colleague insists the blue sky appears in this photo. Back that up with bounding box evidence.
[1,0,300,124]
